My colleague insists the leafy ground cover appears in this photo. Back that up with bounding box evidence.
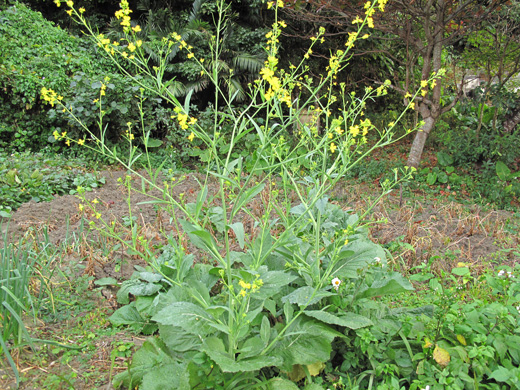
[0,152,105,218]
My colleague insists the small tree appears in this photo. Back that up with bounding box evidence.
[284,0,506,167]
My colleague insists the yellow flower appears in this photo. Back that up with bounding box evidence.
[404,92,412,99]
[187,52,194,59]
[410,102,415,110]
[54,0,61,7]
[128,42,136,52]
[92,198,99,204]
[344,239,349,246]
[239,289,247,297]
[66,9,73,16]
[79,7,85,13]
[188,132,195,142]
[330,142,337,153]
[65,139,70,146]
[239,280,252,289]
[352,16,363,24]
[335,127,344,135]
[420,80,428,88]
[267,1,274,9]
[328,132,333,139]
[132,25,141,32]
[78,138,85,146]
[66,0,73,7]
[349,125,360,137]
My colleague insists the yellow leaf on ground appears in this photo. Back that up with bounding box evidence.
[433,344,451,367]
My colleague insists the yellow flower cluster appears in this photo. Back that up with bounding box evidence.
[327,50,343,79]
[52,130,86,147]
[115,0,133,32]
[238,278,263,297]
[267,0,284,9]
[41,87,63,107]
[172,107,197,131]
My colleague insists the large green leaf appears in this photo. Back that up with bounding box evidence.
[356,272,414,299]
[281,286,334,306]
[152,302,216,336]
[268,378,300,390]
[253,270,299,300]
[331,237,386,279]
[116,279,162,304]
[496,161,511,181]
[202,336,282,372]
[271,317,342,370]
[304,310,373,329]
[141,362,190,390]
[113,338,179,389]
[158,324,202,352]
[179,219,221,261]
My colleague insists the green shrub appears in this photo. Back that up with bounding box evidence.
[0,3,170,151]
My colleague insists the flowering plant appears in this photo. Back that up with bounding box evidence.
[41,0,444,387]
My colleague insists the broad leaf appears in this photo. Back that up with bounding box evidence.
[152,302,216,336]
[331,237,385,279]
[304,310,373,329]
[356,272,414,299]
[281,286,334,306]
[272,317,342,370]
[202,336,281,372]
[268,378,300,390]
[228,222,245,249]
[253,271,299,300]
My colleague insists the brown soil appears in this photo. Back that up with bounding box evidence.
[1,170,519,389]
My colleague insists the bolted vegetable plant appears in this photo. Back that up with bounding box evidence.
[42,0,442,388]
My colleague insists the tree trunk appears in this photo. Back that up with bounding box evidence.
[503,102,520,133]
[406,116,436,168]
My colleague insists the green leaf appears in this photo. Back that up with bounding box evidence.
[208,206,225,232]
[110,303,145,326]
[436,152,454,167]
[228,222,245,249]
[496,161,512,181]
[260,315,270,345]
[304,310,373,329]
[145,138,163,148]
[253,271,299,300]
[114,338,186,389]
[356,272,414,299]
[272,317,341,370]
[179,219,221,261]
[158,324,202,352]
[304,383,326,390]
[141,362,190,390]
[116,280,162,304]
[426,172,437,186]
[489,366,513,382]
[202,336,281,372]
[451,267,470,276]
[152,302,216,336]
[268,378,300,390]
[331,237,385,279]
[233,182,265,218]
[94,277,118,286]
[281,286,334,306]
